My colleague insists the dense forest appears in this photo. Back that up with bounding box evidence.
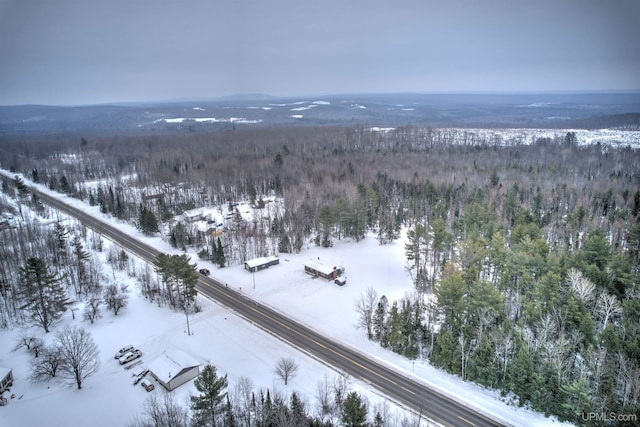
[1,124,639,425]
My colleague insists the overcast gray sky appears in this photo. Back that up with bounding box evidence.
[0,0,638,105]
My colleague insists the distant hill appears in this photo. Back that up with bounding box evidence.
[1,93,639,135]
[216,93,278,101]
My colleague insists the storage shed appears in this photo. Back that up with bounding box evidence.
[0,367,13,393]
[244,256,279,273]
[148,351,200,391]
[304,260,344,280]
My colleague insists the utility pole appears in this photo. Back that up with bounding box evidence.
[185,300,191,336]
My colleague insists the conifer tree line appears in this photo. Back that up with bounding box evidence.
[129,364,421,427]
[2,125,639,425]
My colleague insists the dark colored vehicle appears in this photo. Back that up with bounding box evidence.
[141,380,155,392]
[199,268,210,276]
[334,276,347,286]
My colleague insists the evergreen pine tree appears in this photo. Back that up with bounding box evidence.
[431,329,456,373]
[263,389,275,426]
[97,188,107,213]
[190,364,228,426]
[405,223,429,290]
[373,295,388,344]
[19,257,70,333]
[174,254,198,306]
[559,378,592,423]
[59,175,71,193]
[508,341,539,406]
[466,336,498,387]
[215,237,226,268]
[52,222,69,264]
[13,175,30,198]
[373,411,384,427]
[153,254,198,327]
[71,236,90,295]
[115,195,124,219]
[278,233,291,253]
[138,204,159,235]
[224,395,236,427]
[341,391,368,427]
[290,391,306,425]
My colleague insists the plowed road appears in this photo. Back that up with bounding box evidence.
[31,186,504,427]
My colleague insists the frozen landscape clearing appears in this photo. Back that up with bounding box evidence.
[0,171,573,426]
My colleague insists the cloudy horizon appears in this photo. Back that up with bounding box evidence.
[1,0,639,106]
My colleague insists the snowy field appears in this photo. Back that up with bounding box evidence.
[366,127,640,148]
[0,172,572,426]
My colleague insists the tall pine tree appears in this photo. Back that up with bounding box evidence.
[138,204,159,236]
[190,364,229,427]
[19,257,70,333]
[71,236,90,295]
[153,254,198,333]
[341,391,368,427]
[214,237,226,268]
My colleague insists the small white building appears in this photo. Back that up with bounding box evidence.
[148,351,200,391]
[182,209,202,222]
[244,256,279,273]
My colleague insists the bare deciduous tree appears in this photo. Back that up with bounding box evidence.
[13,333,43,357]
[315,374,334,422]
[597,293,622,329]
[56,325,100,389]
[127,393,189,427]
[274,356,299,386]
[30,345,64,381]
[567,268,595,305]
[355,286,378,340]
[232,376,255,427]
[103,283,129,315]
[83,297,102,324]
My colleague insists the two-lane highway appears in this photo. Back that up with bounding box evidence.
[30,184,504,427]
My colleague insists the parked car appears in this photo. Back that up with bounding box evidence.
[141,380,155,392]
[114,345,135,359]
[132,369,149,385]
[334,276,347,286]
[119,349,143,365]
[131,366,146,377]
[199,268,210,276]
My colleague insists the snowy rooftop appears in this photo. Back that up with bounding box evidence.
[0,367,11,379]
[244,256,278,268]
[304,259,340,276]
[148,351,200,383]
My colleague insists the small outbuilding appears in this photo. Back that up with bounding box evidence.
[304,260,344,280]
[244,256,279,273]
[148,351,200,391]
[0,367,13,393]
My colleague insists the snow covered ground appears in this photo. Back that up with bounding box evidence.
[154,117,263,124]
[0,171,572,426]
